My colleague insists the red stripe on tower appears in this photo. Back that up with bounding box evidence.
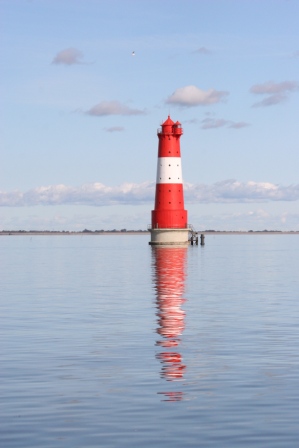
[149,116,190,245]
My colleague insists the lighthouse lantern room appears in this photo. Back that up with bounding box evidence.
[149,116,191,245]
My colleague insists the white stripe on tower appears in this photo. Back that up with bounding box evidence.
[156,157,183,184]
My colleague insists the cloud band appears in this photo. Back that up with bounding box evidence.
[1,180,299,207]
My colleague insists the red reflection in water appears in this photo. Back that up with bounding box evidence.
[156,352,186,380]
[152,246,187,401]
[157,391,184,402]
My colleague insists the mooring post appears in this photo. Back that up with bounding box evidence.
[200,233,205,246]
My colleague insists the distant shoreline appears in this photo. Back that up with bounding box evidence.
[1,230,298,236]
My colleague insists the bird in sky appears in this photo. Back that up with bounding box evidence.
[132,51,135,56]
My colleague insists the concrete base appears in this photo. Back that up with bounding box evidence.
[149,228,190,245]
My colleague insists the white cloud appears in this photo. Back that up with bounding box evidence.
[250,81,299,95]
[0,182,154,207]
[104,126,125,132]
[250,80,299,107]
[201,118,249,130]
[252,94,287,107]
[184,180,299,203]
[201,118,229,129]
[228,121,250,129]
[87,101,146,116]
[1,180,299,207]
[193,46,211,55]
[52,48,84,65]
[166,85,228,107]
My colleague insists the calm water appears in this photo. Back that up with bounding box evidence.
[1,234,299,447]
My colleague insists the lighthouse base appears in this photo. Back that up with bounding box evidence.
[149,228,190,246]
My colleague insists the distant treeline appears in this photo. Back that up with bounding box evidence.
[0,229,149,234]
[1,229,298,234]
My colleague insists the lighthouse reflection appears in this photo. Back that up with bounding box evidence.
[152,245,187,401]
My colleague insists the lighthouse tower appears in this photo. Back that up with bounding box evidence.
[149,116,190,245]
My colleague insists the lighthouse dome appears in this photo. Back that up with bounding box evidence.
[160,115,175,134]
[162,115,175,126]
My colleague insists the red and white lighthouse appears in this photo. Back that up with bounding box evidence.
[149,116,190,245]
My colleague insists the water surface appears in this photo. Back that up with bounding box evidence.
[1,234,299,447]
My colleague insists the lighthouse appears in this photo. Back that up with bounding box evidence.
[149,116,190,245]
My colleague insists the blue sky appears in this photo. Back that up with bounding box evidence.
[1,0,299,231]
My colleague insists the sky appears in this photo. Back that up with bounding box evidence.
[1,0,299,231]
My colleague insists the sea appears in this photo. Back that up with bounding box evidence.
[1,233,299,447]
